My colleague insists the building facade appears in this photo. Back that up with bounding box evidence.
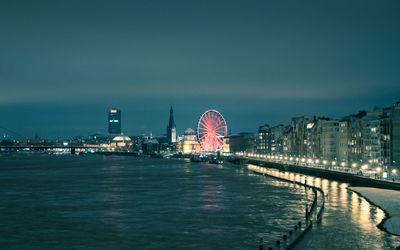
[108,108,121,134]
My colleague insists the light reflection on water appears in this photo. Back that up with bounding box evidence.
[0,155,313,250]
[247,164,400,249]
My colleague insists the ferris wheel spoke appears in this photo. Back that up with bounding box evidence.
[215,124,225,130]
[215,126,226,133]
[215,118,224,126]
[215,133,224,138]
[199,120,210,130]
[199,134,208,141]
[215,118,225,127]
[204,112,210,122]
[207,112,213,123]
[211,111,216,121]
[215,136,223,143]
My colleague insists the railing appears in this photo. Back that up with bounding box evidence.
[234,153,399,183]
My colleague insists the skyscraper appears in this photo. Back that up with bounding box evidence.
[108,108,121,134]
[167,106,176,143]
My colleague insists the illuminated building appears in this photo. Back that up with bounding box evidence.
[108,108,121,134]
[182,128,201,154]
[222,137,230,154]
[167,106,176,143]
[110,135,133,151]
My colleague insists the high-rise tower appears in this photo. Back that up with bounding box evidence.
[167,106,176,143]
[108,108,121,134]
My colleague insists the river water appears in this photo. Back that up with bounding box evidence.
[0,154,399,249]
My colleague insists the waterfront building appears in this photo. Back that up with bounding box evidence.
[182,128,201,154]
[342,112,365,164]
[318,119,339,161]
[290,116,313,156]
[222,137,230,154]
[390,101,400,167]
[110,135,133,151]
[257,124,270,154]
[166,106,177,144]
[226,133,256,154]
[270,124,285,154]
[337,121,350,162]
[256,100,400,169]
[304,120,319,158]
[142,139,159,154]
[282,126,293,155]
[108,108,121,134]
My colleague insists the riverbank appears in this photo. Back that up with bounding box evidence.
[240,158,400,191]
[349,187,400,236]
[247,164,325,249]
[239,160,400,248]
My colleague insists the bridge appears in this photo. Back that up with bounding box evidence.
[0,145,107,154]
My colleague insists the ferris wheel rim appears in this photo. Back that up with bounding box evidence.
[196,109,227,152]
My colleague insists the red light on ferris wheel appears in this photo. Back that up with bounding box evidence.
[197,110,227,152]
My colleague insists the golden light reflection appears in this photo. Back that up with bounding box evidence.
[376,208,385,223]
[340,185,348,202]
[315,178,321,188]
[351,192,359,219]
[321,179,329,191]
[184,164,191,173]
[358,198,371,229]
[361,199,369,211]
[307,176,314,186]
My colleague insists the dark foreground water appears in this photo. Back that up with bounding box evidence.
[0,154,399,249]
[0,154,310,249]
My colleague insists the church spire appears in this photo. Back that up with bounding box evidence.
[167,106,177,143]
[168,106,175,129]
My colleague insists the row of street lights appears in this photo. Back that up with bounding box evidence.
[235,152,398,180]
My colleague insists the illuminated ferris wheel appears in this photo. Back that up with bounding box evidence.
[197,110,227,152]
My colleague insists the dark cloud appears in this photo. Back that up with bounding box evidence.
[0,0,399,138]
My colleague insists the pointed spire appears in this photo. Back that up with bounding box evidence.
[168,106,175,128]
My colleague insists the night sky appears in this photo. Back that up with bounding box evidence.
[1,0,399,139]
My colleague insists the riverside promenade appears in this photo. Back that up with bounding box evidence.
[229,154,400,246]
[230,155,400,191]
[246,164,325,250]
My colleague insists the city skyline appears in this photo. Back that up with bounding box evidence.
[1,0,399,138]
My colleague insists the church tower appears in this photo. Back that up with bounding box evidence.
[167,106,176,143]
